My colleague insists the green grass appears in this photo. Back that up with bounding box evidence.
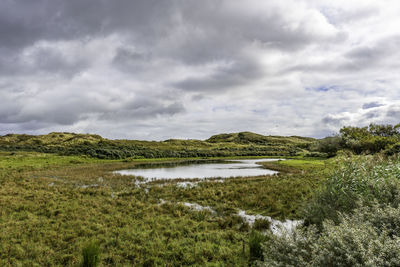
[0,152,111,171]
[258,158,329,174]
[0,152,328,265]
[276,158,326,168]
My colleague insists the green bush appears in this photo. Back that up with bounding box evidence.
[311,136,342,157]
[385,142,400,156]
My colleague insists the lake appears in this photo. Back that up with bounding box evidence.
[115,158,280,180]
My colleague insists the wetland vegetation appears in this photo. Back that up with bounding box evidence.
[0,124,399,266]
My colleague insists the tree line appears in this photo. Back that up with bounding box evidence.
[312,123,400,157]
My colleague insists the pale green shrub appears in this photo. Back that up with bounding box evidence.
[261,204,400,266]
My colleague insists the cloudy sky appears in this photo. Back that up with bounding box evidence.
[1,0,400,140]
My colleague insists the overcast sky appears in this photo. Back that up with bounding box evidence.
[1,0,400,140]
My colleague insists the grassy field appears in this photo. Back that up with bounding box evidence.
[0,152,328,266]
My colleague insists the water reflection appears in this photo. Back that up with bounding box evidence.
[115,158,280,180]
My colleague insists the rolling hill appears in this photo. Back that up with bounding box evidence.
[0,131,316,159]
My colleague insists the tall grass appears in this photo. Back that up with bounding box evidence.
[249,230,266,264]
[303,155,400,227]
[81,241,100,267]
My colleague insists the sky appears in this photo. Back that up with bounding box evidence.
[1,0,400,140]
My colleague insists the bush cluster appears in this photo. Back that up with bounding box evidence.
[340,123,400,154]
[309,123,400,157]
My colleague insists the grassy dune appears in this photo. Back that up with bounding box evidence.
[0,131,315,159]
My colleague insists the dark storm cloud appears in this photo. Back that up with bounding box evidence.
[0,0,175,76]
[0,0,48,49]
[0,0,186,131]
[0,0,340,73]
[0,0,175,50]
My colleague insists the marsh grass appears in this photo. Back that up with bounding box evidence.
[0,152,327,265]
[81,240,100,267]
[249,230,266,264]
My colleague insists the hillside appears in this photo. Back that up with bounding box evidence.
[0,131,316,159]
[206,131,314,145]
[1,132,103,146]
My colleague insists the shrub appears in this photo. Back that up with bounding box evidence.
[261,204,400,267]
[385,142,400,156]
[261,226,317,267]
[311,136,342,157]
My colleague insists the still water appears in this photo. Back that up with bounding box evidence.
[115,158,280,180]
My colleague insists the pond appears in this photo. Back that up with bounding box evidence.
[114,158,281,180]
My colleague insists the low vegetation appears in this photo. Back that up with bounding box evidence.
[0,151,326,265]
[1,123,399,265]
